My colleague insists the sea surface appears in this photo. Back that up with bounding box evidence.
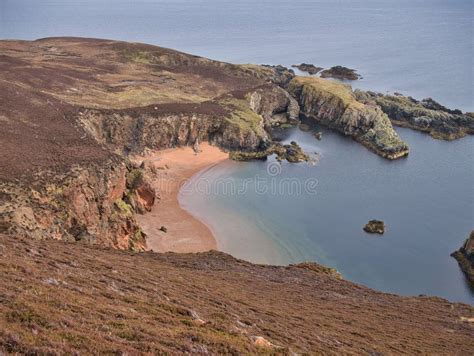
[2,0,473,303]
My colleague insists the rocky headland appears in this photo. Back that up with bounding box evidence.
[288,77,410,159]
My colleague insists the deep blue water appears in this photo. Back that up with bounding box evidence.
[2,0,473,303]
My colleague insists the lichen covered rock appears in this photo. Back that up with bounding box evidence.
[320,66,361,80]
[288,77,409,159]
[229,141,309,163]
[355,91,474,140]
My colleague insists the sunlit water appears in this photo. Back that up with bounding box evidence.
[2,0,473,303]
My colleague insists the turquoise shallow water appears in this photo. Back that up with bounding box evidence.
[2,0,473,303]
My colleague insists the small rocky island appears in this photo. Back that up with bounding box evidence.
[320,66,361,80]
[363,220,385,234]
[451,231,474,285]
[292,63,323,75]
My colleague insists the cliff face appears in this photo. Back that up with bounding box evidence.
[288,77,409,159]
[0,161,151,251]
[78,105,268,155]
[356,91,474,140]
[248,85,300,127]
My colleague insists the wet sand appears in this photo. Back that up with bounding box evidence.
[136,143,228,252]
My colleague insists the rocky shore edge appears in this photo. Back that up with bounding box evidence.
[452,231,474,286]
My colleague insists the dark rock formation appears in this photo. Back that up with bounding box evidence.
[451,231,474,285]
[229,141,309,163]
[320,66,361,80]
[355,91,474,140]
[292,63,323,75]
[363,220,385,234]
[248,85,300,127]
[0,161,148,251]
[288,77,409,159]
[0,37,299,249]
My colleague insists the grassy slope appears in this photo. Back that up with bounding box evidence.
[1,234,473,354]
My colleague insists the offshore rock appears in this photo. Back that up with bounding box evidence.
[320,66,361,80]
[229,141,309,163]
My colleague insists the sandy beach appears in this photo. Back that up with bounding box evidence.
[135,143,228,253]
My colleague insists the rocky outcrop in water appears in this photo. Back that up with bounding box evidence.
[320,66,361,80]
[229,141,309,163]
[451,231,474,285]
[363,220,385,234]
[355,91,474,140]
[291,63,323,75]
[288,77,409,159]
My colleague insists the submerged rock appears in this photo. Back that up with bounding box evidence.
[451,231,474,285]
[291,63,323,75]
[320,66,361,80]
[355,91,474,140]
[363,220,385,234]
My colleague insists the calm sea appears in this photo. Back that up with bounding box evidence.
[2,0,473,303]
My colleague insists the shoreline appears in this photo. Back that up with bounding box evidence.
[135,143,228,253]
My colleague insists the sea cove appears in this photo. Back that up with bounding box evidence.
[181,124,474,304]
